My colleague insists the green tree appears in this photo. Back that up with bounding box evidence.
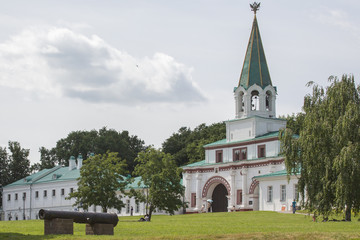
[8,141,30,183]
[162,122,225,166]
[279,113,305,135]
[68,152,128,212]
[280,75,360,221]
[38,127,146,174]
[131,147,184,221]
[0,146,9,209]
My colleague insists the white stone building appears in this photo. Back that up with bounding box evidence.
[182,10,299,213]
[1,156,152,221]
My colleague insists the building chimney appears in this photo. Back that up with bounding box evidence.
[69,156,76,170]
[77,154,83,169]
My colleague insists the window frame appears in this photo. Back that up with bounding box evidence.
[236,189,243,205]
[258,144,266,158]
[35,191,39,198]
[216,150,223,163]
[52,189,56,197]
[191,193,196,208]
[233,147,247,161]
[61,188,65,196]
[267,186,273,202]
[280,185,286,202]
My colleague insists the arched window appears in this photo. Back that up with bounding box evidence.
[239,92,244,112]
[251,90,259,111]
[266,91,272,111]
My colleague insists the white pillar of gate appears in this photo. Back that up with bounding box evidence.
[195,173,202,211]
[185,174,191,206]
[241,168,248,209]
[228,170,236,211]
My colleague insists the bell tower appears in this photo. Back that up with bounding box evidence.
[234,2,276,119]
[226,2,285,143]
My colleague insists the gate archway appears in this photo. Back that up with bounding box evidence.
[211,184,228,212]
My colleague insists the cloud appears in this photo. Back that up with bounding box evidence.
[315,8,360,39]
[0,26,206,104]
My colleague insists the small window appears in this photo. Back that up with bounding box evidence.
[44,190,47,197]
[35,191,39,198]
[267,186,273,202]
[61,188,65,196]
[216,150,223,163]
[23,192,26,200]
[233,147,247,161]
[280,185,286,202]
[236,190,243,205]
[191,193,196,208]
[258,145,266,158]
[70,188,74,193]
[15,193,18,201]
[7,194,11,201]
[52,189,56,197]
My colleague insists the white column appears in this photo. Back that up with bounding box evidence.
[185,174,191,206]
[244,92,251,117]
[195,173,202,211]
[242,168,248,208]
[229,171,236,210]
[259,92,266,113]
[234,93,239,118]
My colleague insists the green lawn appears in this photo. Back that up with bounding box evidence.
[0,211,359,240]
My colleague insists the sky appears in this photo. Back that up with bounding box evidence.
[0,0,359,164]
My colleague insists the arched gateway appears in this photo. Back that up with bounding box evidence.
[202,176,230,212]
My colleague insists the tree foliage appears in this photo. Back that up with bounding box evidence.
[131,147,184,221]
[38,127,146,174]
[68,152,128,212]
[162,122,225,166]
[280,75,360,221]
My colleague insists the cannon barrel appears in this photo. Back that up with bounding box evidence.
[38,209,119,227]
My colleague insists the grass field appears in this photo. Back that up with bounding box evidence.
[0,211,359,240]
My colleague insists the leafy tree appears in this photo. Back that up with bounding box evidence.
[279,113,305,135]
[131,147,184,221]
[280,75,360,221]
[0,146,9,209]
[38,127,146,174]
[8,141,30,183]
[68,152,128,212]
[162,122,225,166]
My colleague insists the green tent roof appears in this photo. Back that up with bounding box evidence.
[238,15,272,89]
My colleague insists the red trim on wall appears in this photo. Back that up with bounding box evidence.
[249,179,259,194]
[183,159,284,174]
[204,137,278,150]
[202,176,231,198]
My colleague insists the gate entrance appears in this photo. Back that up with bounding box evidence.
[211,184,228,212]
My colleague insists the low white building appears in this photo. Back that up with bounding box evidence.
[1,156,156,221]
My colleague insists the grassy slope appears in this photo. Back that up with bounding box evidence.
[0,211,359,240]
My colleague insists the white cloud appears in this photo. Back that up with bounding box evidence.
[315,8,360,38]
[0,26,206,104]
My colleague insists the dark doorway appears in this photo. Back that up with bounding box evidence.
[211,184,228,212]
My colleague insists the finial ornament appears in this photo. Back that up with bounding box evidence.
[250,2,260,15]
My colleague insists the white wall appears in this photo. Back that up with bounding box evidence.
[258,177,299,211]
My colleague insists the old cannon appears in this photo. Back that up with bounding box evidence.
[39,209,119,235]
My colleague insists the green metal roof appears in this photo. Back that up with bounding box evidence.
[126,176,146,190]
[204,131,280,148]
[238,15,272,89]
[254,168,301,179]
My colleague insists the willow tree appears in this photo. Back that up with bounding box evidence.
[280,75,360,221]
